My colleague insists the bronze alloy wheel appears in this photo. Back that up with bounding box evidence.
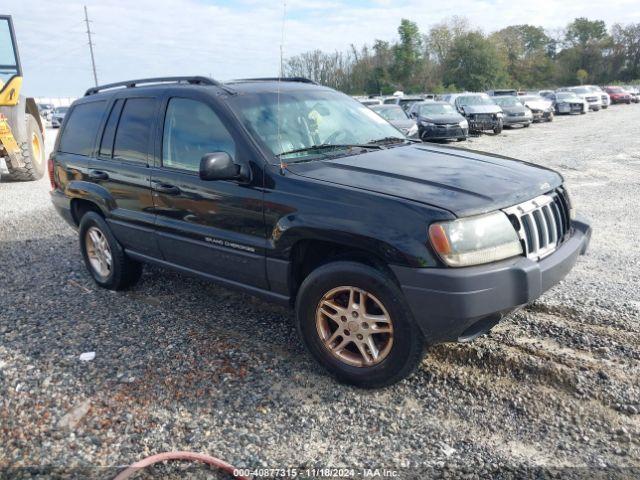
[85,226,112,279]
[315,286,394,367]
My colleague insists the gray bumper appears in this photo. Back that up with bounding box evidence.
[391,219,591,344]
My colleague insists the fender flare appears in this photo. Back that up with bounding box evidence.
[67,180,117,221]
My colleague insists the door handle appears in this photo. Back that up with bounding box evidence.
[88,169,109,180]
[152,182,181,195]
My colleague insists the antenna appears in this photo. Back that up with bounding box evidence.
[277,0,287,174]
[84,5,98,87]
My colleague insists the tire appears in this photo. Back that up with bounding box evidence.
[295,261,425,388]
[524,122,531,128]
[79,212,143,290]
[457,137,467,142]
[547,112,554,122]
[3,114,46,181]
[493,122,503,135]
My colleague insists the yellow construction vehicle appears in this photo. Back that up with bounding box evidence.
[1,15,45,181]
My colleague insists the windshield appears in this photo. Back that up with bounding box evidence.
[520,95,543,102]
[54,107,69,113]
[493,96,520,107]
[457,95,494,106]
[417,103,456,115]
[571,87,589,94]
[371,106,408,121]
[228,89,404,161]
[607,87,624,93]
[557,92,579,100]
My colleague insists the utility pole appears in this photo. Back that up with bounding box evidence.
[84,5,98,87]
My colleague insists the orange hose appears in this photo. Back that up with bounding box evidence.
[113,451,250,480]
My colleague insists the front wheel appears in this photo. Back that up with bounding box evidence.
[493,122,503,134]
[295,261,425,388]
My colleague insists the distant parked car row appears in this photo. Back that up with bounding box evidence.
[357,84,638,143]
[36,104,70,127]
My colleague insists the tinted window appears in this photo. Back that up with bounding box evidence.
[58,101,106,156]
[99,99,124,158]
[162,98,236,172]
[113,98,156,163]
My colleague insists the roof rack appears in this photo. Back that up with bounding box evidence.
[84,76,232,96]
[228,77,318,85]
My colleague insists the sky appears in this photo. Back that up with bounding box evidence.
[4,0,640,97]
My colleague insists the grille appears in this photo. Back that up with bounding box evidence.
[586,96,598,102]
[474,113,493,121]
[503,189,571,260]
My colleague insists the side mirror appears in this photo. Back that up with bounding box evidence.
[199,152,242,181]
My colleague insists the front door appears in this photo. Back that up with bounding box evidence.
[150,95,267,289]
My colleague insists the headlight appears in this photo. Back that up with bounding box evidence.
[407,124,419,137]
[420,120,435,127]
[496,112,503,118]
[428,211,522,267]
[459,120,468,128]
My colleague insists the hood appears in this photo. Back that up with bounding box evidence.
[460,104,501,115]
[523,100,551,110]
[418,114,465,124]
[500,105,528,114]
[286,144,562,217]
[389,119,416,130]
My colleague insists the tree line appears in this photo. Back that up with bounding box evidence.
[284,16,640,94]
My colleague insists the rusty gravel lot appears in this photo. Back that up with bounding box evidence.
[1,106,639,478]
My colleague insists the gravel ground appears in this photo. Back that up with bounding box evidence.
[1,106,639,479]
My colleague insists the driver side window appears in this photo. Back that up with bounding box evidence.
[162,98,236,172]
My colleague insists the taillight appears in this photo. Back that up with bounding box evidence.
[47,156,56,190]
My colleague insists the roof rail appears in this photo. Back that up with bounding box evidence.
[229,77,318,85]
[84,76,230,96]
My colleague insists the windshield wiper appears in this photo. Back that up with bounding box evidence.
[366,136,409,146]
[277,143,383,158]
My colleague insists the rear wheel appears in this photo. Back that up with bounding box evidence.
[296,261,425,388]
[79,212,143,290]
[3,114,45,181]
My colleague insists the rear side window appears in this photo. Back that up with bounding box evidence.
[162,97,236,172]
[98,99,124,158]
[58,101,106,156]
[113,98,156,163]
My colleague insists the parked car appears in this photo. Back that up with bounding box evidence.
[370,104,418,138]
[383,95,424,112]
[407,101,468,141]
[492,95,533,128]
[623,86,640,103]
[37,103,54,120]
[582,85,610,109]
[487,89,518,97]
[538,90,555,99]
[50,106,69,128]
[551,92,589,115]
[518,95,554,122]
[604,86,632,104]
[565,86,602,111]
[358,97,382,107]
[446,93,503,134]
[49,76,590,387]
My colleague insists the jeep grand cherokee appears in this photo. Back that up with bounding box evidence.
[49,76,591,387]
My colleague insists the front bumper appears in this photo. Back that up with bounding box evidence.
[391,218,591,344]
[503,114,532,126]
[420,124,468,140]
[531,109,553,121]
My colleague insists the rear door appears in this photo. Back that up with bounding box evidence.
[89,95,161,257]
[150,93,267,289]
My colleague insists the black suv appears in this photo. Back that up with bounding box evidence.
[50,77,591,387]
